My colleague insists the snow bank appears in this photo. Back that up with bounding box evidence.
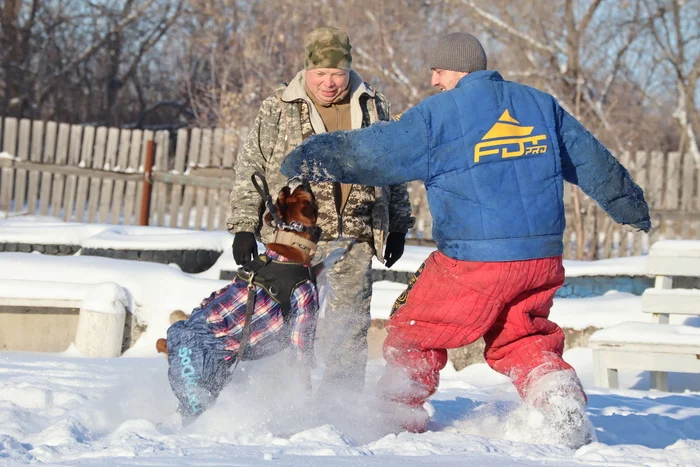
[0,222,109,245]
[81,226,232,251]
[0,252,227,356]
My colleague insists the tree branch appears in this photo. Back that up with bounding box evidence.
[37,0,158,105]
[460,0,565,56]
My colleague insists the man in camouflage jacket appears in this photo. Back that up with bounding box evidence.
[227,27,414,395]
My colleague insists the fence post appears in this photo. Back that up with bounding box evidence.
[139,140,155,226]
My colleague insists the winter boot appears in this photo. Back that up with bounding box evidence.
[522,369,596,449]
[379,400,431,434]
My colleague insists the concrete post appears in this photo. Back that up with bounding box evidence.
[74,282,128,357]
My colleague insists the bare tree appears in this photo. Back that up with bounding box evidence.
[0,0,185,124]
[1,0,39,118]
[642,0,700,164]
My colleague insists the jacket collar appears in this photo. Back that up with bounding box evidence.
[281,69,375,133]
[455,70,503,89]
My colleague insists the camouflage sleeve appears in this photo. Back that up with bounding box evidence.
[226,95,282,234]
[388,183,415,233]
[375,93,415,233]
[374,90,392,123]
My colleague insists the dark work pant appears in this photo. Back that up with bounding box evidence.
[166,312,235,424]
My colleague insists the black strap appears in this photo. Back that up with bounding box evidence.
[252,171,284,228]
[229,274,257,374]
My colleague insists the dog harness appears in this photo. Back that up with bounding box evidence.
[236,255,315,320]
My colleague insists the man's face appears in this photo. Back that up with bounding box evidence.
[305,68,351,103]
[431,69,468,91]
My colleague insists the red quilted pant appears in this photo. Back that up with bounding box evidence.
[378,251,577,414]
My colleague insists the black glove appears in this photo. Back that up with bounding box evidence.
[232,232,258,265]
[384,232,406,268]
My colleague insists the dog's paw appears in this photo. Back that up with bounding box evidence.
[155,338,168,354]
[169,310,189,324]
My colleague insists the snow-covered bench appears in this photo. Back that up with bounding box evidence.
[0,280,129,357]
[590,240,700,391]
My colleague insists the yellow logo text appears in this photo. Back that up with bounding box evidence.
[474,110,548,163]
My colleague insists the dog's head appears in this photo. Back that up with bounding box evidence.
[264,182,321,264]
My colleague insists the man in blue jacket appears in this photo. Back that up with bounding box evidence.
[281,33,650,448]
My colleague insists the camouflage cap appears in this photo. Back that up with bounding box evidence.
[304,27,352,70]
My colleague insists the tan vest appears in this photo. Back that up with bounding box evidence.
[306,88,374,241]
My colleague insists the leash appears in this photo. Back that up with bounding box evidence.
[227,172,276,376]
[229,270,257,374]
[252,171,283,229]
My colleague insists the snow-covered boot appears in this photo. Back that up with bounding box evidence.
[377,400,431,434]
[523,369,596,449]
[376,363,435,433]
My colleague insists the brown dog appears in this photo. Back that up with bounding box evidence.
[155,182,320,357]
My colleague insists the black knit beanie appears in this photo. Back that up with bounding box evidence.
[429,33,487,73]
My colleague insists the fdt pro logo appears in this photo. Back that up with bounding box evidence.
[474,109,548,163]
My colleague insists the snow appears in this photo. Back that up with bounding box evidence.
[80,282,129,315]
[0,221,108,246]
[0,280,94,302]
[651,240,700,256]
[81,226,232,251]
[1,216,699,466]
[0,252,227,355]
[648,288,700,298]
[370,281,407,320]
[562,255,649,277]
[589,322,700,346]
[1,350,699,466]
[0,217,232,251]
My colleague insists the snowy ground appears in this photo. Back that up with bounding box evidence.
[2,349,700,466]
[1,216,700,466]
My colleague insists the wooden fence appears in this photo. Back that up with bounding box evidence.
[0,118,237,231]
[560,150,700,259]
[0,117,697,259]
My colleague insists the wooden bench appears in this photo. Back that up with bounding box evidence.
[589,240,700,392]
[0,280,128,357]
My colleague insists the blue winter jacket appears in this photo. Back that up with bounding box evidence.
[281,71,650,261]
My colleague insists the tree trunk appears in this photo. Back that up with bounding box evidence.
[1,0,21,117]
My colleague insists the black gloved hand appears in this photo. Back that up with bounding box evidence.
[232,232,258,265]
[384,232,406,268]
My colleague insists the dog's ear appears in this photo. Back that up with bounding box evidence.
[265,186,291,226]
[277,186,291,205]
[294,184,318,217]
